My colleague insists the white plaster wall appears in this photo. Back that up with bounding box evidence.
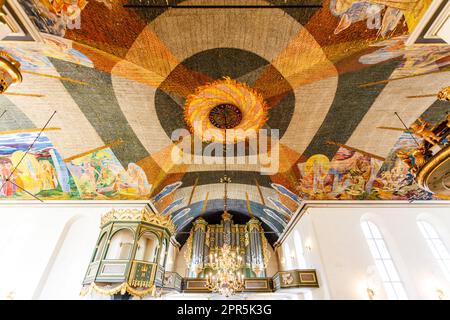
[2,203,449,300]
[0,205,105,300]
[265,244,279,277]
[0,203,151,300]
[165,241,179,272]
[175,243,190,277]
[278,205,450,300]
[37,214,102,299]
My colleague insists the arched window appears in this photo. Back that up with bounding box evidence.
[361,220,407,300]
[105,229,134,260]
[92,233,107,262]
[417,220,450,280]
[135,232,160,263]
[293,231,306,268]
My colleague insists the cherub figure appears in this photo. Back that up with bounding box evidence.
[437,86,450,102]
[410,118,441,145]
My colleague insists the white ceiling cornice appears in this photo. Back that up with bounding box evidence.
[406,0,450,46]
[0,0,44,43]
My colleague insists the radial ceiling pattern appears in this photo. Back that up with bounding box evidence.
[0,0,449,243]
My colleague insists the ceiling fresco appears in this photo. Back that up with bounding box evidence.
[1,0,449,243]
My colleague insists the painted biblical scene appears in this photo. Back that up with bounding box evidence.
[17,0,112,37]
[295,148,383,200]
[369,133,434,200]
[359,35,450,77]
[0,132,76,199]
[0,35,92,72]
[66,148,152,200]
[329,0,431,36]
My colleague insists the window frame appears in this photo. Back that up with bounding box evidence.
[361,220,407,300]
[417,220,450,281]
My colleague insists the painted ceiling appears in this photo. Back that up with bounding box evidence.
[0,0,449,243]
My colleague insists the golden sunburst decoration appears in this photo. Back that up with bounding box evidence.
[184,77,269,143]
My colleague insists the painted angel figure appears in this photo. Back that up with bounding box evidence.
[38,0,88,19]
[329,0,423,35]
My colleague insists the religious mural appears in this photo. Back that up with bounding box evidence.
[369,133,435,200]
[0,134,151,200]
[66,148,152,199]
[0,36,92,72]
[360,35,450,77]
[0,132,75,199]
[153,181,183,203]
[263,208,288,229]
[329,0,432,36]
[162,197,185,215]
[267,196,292,218]
[172,208,192,232]
[270,183,301,205]
[17,0,112,36]
[0,0,447,242]
[296,148,382,200]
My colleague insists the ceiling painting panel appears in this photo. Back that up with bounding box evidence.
[1,0,448,244]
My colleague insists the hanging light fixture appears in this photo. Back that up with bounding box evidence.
[204,106,245,297]
[205,244,245,297]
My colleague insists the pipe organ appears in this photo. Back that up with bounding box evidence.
[185,212,269,278]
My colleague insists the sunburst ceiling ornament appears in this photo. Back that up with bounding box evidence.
[184,77,269,143]
[208,104,243,129]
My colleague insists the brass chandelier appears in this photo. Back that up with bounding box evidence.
[205,112,245,297]
[205,243,245,297]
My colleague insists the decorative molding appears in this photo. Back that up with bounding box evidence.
[183,277,274,293]
[424,1,450,41]
[0,0,44,43]
[163,271,183,292]
[0,200,152,206]
[406,0,449,46]
[80,282,156,298]
[273,269,319,290]
[243,278,272,292]
[100,206,176,234]
[183,278,210,293]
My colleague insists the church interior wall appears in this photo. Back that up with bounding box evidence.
[1,202,449,300]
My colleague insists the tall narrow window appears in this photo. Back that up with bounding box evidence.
[417,220,450,280]
[361,220,407,300]
[293,231,306,268]
[283,242,293,269]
